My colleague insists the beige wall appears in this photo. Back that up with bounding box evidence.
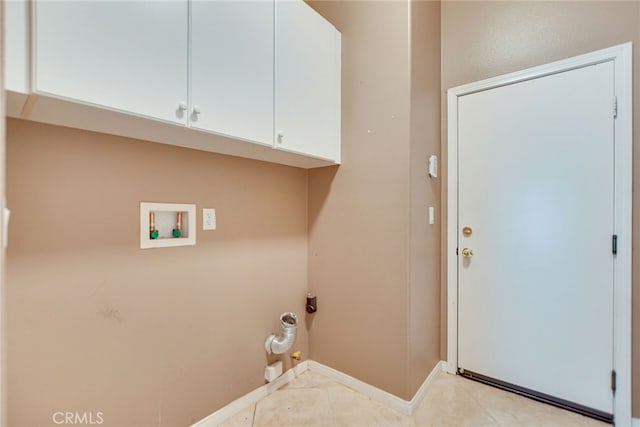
[440,0,640,416]
[5,119,309,426]
[307,1,441,400]
[409,0,442,395]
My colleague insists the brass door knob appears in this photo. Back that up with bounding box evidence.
[462,248,474,258]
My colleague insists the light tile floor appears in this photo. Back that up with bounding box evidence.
[218,371,608,427]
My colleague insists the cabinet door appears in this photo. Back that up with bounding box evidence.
[5,0,29,94]
[275,0,341,161]
[190,1,274,146]
[34,1,188,125]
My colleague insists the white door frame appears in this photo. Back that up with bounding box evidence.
[446,43,633,425]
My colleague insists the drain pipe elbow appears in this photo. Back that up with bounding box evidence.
[265,312,298,355]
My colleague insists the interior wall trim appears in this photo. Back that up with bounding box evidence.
[190,361,309,427]
[190,359,445,425]
[307,360,445,416]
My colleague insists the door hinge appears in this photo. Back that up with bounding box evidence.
[456,247,459,256]
[612,234,618,255]
[611,370,617,394]
[613,96,618,118]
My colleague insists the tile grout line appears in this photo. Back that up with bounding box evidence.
[217,369,603,427]
[250,402,257,427]
[456,378,501,427]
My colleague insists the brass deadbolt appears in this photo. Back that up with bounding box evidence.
[462,226,473,237]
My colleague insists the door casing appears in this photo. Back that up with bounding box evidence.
[446,43,632,425]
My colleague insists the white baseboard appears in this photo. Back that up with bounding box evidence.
[191,360,309,427]
[308,360,444,416]
[191,359,444,425]
[408,361,447,412]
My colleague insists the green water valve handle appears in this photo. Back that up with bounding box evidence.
[150,230,159,240]
[172,229,181,238]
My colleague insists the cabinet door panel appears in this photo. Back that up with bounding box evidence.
[5,0,29,93]
[275,0,340,161]
[35,1,188,125]
[190,0,274,146]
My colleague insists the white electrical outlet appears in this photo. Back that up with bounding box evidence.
[202,208,216,230]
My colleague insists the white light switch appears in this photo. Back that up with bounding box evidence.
[203,208,216,230]
[429,207,435,225]
[3,207,10,248]
[428,155,438,178]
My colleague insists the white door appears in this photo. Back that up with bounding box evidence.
[457,61,615,415]
[34,0,188,125]
[190,0,274,146]
[275,0,341,161]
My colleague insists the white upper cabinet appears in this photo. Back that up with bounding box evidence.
[5,0,29,94]
[190,1,274,146]
[10,0,341,168]
[275,0,341,162]
[4,0,30,117]
[34,1,189,125]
